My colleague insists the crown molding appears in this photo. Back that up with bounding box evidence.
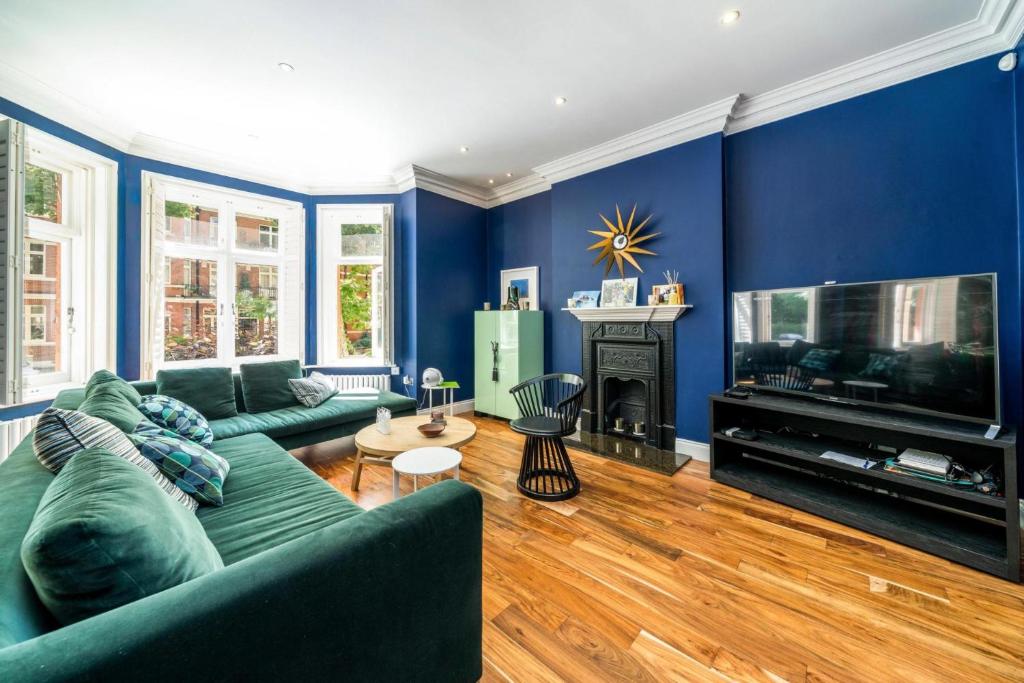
[532,95,740,185]
[3,0,1023,208]
[727,0,1024,134]
[488,173,551,207]
[399,164,492,208]
[0,60,135,151]
[127,133,314,194]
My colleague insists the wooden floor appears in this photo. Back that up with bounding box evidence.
[302,414,1024,682]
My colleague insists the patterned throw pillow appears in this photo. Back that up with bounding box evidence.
[32,408,198,512]
[129,430,230,506]
[137,394,214,447]
[797,348,840,372]
[860,352,901,379]
[288,372,338,408]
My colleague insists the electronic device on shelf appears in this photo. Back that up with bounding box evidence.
[721,427,758,441]
[723,385,753,399]
[894,448,952,476]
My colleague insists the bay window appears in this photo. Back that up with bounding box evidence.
[316,204,393,366]
[141,174,304,376]
[0,118,117,406]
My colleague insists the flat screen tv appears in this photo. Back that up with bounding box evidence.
[731,274,999,424]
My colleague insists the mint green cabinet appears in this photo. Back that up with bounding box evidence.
[474,311,543,419]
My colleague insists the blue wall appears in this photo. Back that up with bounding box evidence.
[486,135,727,443]
[485,191,554,369]
[414,189,487,404]
[726,53,1022,428]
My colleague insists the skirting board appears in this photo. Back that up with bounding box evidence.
[675,438,710,462]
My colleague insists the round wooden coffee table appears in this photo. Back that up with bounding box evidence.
[351,415,477,491]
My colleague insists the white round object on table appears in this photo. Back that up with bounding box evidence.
[392,446,462,498]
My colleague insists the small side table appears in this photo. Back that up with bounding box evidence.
[421,381,460,416]
[392,446,463,498]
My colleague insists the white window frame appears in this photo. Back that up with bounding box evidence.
[316,203,394,367]
[140,173,304,376]
[0,120,117,406]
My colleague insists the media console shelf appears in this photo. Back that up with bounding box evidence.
[709,393,1021,581]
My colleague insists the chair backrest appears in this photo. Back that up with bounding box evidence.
[751,363,816,391]
[510,373,586,434]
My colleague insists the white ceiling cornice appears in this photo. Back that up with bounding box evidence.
[2,0,1023,207]
[532,94,741,185]
[727,0,1024,133]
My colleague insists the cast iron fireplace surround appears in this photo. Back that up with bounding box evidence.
[579,320,677,451]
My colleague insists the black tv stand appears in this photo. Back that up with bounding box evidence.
[709,392,1021,581]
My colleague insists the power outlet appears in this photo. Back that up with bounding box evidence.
[402,375,414,386]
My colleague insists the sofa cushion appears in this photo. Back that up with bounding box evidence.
[288,372,338,407]
[138,394,214,447]
[33,408,198,512]
[85,369,142,405]
[198,433,363,564]
[157,367,238,420]
[78,371,147,433]
[240,360,302,413]
[0,438,61,649]
[21,448,223,625]
[130,427,231,506]
[208,391,416,441]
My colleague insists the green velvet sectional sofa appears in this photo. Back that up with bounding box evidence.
[0,377,484,681]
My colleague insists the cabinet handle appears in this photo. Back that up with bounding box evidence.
[491,341,499,382]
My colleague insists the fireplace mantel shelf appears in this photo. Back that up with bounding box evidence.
[561,304,692,322]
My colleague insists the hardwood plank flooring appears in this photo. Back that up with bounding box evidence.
[301,414,1024,682]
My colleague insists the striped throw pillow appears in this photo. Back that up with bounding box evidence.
[288,372,338,408]
[32,408,198,512]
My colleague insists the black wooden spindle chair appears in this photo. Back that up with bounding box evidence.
[508,373,586,501]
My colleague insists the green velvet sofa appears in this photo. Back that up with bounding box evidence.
[0,381,484,681]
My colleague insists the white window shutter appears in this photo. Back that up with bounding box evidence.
[143,177,167,379]
[382,204,393,365]
[0,119,25,405]
[278,205,305,362]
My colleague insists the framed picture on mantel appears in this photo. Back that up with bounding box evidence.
[600,278,638,307]
[501,266,539,310]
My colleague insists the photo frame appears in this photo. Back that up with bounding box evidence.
[500,267,539,310]
[651,283,685,305]
[600,278,638,307]
[569,290,600,309]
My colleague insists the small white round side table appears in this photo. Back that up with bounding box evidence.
[392,446,463,498]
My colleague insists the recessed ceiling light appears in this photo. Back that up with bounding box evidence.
[505,172,513,178]
[277,62,295,72]
[555,96,568,106]
[459,145,470,154]
[720,9,740,24]
[488,179,495,185]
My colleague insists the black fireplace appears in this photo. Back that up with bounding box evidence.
[581,319,676,448]
[568,318,686,473]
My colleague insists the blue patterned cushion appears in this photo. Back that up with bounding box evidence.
[137,394,214,447]
[33,408,198,512]
[797,348,840,372]
[860,352,902,379]
[129,428,231,506]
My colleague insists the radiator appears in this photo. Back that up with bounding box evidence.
[321,373,391,392]
[1,414,39,463]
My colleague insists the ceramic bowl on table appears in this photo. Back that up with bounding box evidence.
[418,422,447,438]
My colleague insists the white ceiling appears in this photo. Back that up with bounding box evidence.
[0,0,1014,197]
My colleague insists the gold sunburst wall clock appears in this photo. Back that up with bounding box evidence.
[587,204,659,278]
